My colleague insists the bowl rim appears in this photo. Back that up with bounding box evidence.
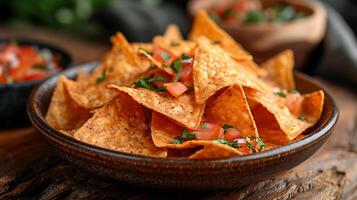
[28,62,339,167]
[0,38,74,88]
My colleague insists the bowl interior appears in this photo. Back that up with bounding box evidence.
[30,62,338,164]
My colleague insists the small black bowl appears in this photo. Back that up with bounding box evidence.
[0,38,73,129]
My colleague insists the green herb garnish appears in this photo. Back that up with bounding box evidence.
[244,10,266,24]
[222,124,233,134]
[248,136,265,150]
[275,91,286,97]
[298,115,305,121]
[246,141,257,153]
[134,76,166,91]
[200,123,208,129]
[288,89,299,94]
[96,68,107,84]
[213,138,239,148]
[160,52,171,62]
[181,54,190,60]
[171,129,196,144]
[171,60,182,82]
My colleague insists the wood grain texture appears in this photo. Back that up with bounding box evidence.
[0,27,356,199]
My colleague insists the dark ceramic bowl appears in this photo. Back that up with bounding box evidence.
[28,62,338,190]
[0,38,73,128]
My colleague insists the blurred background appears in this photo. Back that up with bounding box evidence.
[0,0,356,87]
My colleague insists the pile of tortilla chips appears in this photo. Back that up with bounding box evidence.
[46,11,324,159]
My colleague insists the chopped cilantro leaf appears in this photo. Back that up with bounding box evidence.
[170,139,182,144]
[246,141,257,153]
[171,60,182,82]
[248,136,265,150]
[160,52,171,62]
[200,123,208,129]
[170,40,180,46]
[288,89,299,94]
[139,48,153,56]
[275,91,286,97]
[222,124,233,134]
[171,129,196,144]
[298,115,305,121]
[96,68,107,84]
[134,76,167,91]
[181,54,190,60]
[213,138,239,148]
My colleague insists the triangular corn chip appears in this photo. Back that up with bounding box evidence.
[150,112,242,159]
[245,87,324,144]
[153,36,196,57]
[73,93,167,157]
[206,85,258,137]
[108,85,205,129]
[193,37,272,104]
[64,34,147,109]
[261,50,295,89]
[164,24,184,40]
[45,76,91,130]
[189,11,251,60]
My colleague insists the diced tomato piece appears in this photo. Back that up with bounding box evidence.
[22,69,48,81]
[164,82,188,97]
[180,59,193,86]
[239,143,252,154]
[153,47,176,64]
[224,128,242,141]
[193,122,224,140]
[285,93,304,116]
[234,0,261,13]
[9,47,38,81]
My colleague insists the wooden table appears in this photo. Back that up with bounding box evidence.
[1,26,357,200]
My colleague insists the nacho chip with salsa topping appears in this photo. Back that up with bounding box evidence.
[206,84,258,137]
[45,76,91,130]
[73,93,167,157]
[108,85,205,130]
[261,49,295,90]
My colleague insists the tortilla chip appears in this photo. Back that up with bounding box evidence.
[138,48,175,75]
[193,37,272,104]
[301,90,325,124]
[45,76,91,130]
[206,85,258,137]
[164,24,183,40]
[150,112,242,158]
[73,93,167,157]
[76,70,90,82]
[189,11,251,60]
[188,141,242,159]
[151,112,184,147]
[245,87,324,144]
[153,36,196,57]
[64,34,147,109]
[108,85,205,130]
[131,42,153,53]
[261,50,295,89]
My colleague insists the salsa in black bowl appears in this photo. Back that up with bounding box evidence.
[0,39,73,128]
